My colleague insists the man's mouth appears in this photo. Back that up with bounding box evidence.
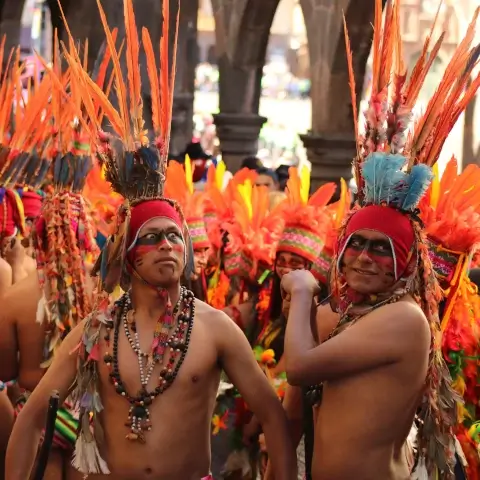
[353,268,376,276]
[155,257,177,265]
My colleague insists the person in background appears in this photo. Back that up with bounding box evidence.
[241,156,264,172]
[275,165,290,191]
[255,167,280,192]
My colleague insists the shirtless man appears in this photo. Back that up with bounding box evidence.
[281,180,460,479]
[6,202,296,480]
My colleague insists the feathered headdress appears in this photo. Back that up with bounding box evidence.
[60,0,184,293]
[419,158,480,477]
[342,1,480,476]
[164,157,210,251]
[310,178,351,285]
[32,41,99,367]
[277,166,336,264]
[222,179,285,282]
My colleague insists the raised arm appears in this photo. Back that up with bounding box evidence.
[214,310,297,480]
[284,275,430,386]
[5,320,85,480]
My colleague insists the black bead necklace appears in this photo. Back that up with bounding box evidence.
[104,288,195,443]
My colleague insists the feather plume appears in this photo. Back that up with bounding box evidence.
[401,164,433,211]
[361,152,408,206]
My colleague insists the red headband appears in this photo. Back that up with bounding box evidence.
[128,199,183,249]
[339,205,415,279]
[21,191,43,219]
[0,189,23,237]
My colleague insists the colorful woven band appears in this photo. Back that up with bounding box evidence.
[187,217,210,250]
[311,247,332,284]
[427,239,463,284]
[277,226,324,264]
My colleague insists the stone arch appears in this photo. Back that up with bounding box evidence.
[298,0,384,192]
[209,0,281,171]
[299,0,382,134]
[210,0,280,114]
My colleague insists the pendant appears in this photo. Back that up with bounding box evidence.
[126,404,151,443]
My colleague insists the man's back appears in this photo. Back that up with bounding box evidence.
[312,298,429,480]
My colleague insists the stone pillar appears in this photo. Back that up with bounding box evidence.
[170,0,198,155]
[300,132,355,197]
[213,112,267,172]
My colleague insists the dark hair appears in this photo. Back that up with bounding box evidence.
[468,268,480,289]
[275,164,290,190]
[241,156,263,171]
[257,167,279,184]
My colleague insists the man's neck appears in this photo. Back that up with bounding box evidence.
[130,281,181,320]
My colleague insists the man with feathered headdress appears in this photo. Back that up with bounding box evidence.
[281,2,480,479]
[6,1,297,479]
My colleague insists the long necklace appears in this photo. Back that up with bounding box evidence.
[103,288,195,443]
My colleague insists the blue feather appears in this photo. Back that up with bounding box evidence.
[361,152,408,206]
[401,164,433,211]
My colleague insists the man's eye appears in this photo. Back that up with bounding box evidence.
[144,233,157,240]
[167,232,180,241]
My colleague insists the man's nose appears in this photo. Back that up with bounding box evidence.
[357,248,373,263]
[157,238,172,251]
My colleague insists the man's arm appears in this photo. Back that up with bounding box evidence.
[0,258,12,297]
[285,291,430,386]
[0,295,19,383]
[5,320,85,480]
[214,310,297,480]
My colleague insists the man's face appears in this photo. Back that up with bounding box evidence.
[255,174,277,191]
[130,217,186,287]
[192,247,210,279]
[341,229,396,295]
[275,251,307,279]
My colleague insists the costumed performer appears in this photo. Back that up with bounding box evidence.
[6,1,297,479]
[1,44,99,479]
[281,2,480,479]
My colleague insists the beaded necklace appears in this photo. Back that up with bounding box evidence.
[103,287,195,443]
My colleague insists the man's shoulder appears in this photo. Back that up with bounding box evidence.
[194,298,231,324]
[366,298,430,341]
[1,272,40,320]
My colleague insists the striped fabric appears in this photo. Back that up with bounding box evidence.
[187,217,210,250]
[15,395,78,450]
[277,226,325,264]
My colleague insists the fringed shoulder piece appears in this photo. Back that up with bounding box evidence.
[33,42,99,368]
[419,158,480,477]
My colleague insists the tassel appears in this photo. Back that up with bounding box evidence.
[36,295,46,324]
[72,433,110,474]
[411,456,429,480]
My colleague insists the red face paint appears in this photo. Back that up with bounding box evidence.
[342,234,395,277]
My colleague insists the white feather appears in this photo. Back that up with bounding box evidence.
[36,295,46,324]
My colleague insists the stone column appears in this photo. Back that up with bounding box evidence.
[170,0,198,155]
[300,132,355,197]
[297,0,381,191]
[213,112,267,172]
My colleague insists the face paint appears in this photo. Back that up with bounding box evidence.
[344,234,393,269]
[133,230,185,262]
